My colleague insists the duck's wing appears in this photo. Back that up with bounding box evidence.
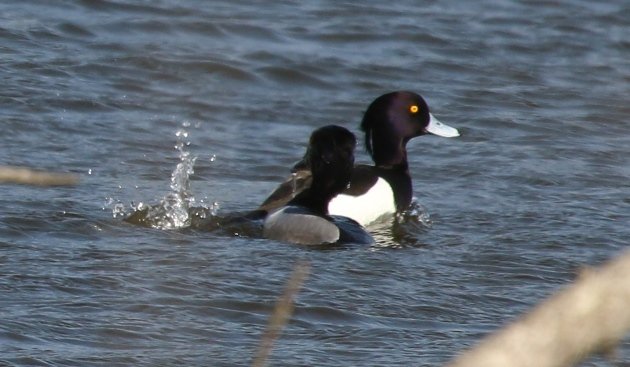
[263,206,340,245]
[257,169,313,213]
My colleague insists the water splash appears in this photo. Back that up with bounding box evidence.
[396,197,432,228]
[111,121,216,230]
[103,197,127,218]
[368,198,433,249]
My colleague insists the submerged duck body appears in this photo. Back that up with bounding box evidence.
[262,125,374,246]
[259,91,460,226]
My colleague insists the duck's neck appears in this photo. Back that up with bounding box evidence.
[290,187,334,216]
[371,135,410,171]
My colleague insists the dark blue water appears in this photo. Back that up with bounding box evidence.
[1,1,629,366]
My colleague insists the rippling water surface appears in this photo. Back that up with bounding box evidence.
[2,1,629,366]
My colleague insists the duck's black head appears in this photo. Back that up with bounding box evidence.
[305,125,356,194]
[360,91,459,167]
[290,125,356,214]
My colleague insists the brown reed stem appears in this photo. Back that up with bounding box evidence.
[0,165,78,186]
[446,250,630,367]
[252,261,310,367]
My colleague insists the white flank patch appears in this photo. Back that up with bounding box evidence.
[328,177,395,227]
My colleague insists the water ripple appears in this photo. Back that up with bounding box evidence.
[2,0,630,366]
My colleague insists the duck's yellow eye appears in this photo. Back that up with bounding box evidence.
[409,105,419,113]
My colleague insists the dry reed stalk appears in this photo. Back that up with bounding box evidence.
[447,250,630,367]
[252,261,310,367]
[0,165,78,186]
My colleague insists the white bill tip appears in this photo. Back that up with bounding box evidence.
[426,113,460,138]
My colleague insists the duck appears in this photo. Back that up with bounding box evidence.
[258,91,460,226]
[263,125,374,245]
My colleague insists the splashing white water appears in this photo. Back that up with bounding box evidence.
[105,121,216,229]
[396,197,432,228]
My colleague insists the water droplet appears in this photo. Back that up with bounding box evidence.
[210,154,216,162]
[210,201,220,216]
[88,169,92,175]
[112,203,126,218]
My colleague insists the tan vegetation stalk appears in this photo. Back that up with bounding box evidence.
[252,261,310,367]
[447,250,630,367]
[0,165,78,186]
